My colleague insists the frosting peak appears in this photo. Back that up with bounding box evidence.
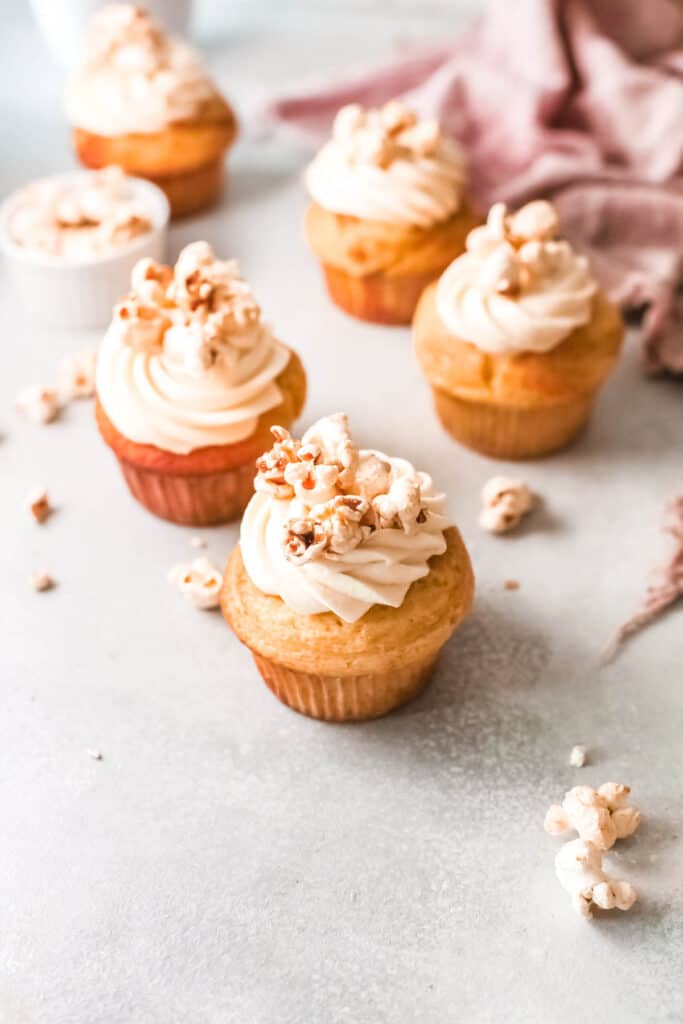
[436,201,597,354]
[65,4,219,136]
[305,101,467,228]
[96,242,291,453]
[241,415,449,622]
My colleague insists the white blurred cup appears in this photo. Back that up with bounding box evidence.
[29,0,194,69]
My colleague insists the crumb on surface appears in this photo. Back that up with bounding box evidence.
[26,487,52,524]
[86,748,103,761]
[504,579,520,590]
[570,744,588,768]
[30,570,55,592]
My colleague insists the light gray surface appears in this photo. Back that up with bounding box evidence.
[1,4,682,1023]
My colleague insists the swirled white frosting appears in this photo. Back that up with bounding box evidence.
[240,415,449,623]
[305,101,467,229]
[435,201,597,354]
[65,4,219,136]
[96,242,290,454]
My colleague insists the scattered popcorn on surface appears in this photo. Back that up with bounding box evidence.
[544,784,641,850]
[465,200,580,297]
[569,745,588,768]
[555,838,638,919]
[113,244,270,377]
[30,570,55,592]
[332,101,444,168]
[16,387,61,424]
[26,487,52,524]
[479,476,534,534]
[168,556,223,610]
[60,348,98,399]
[255,416,437,565]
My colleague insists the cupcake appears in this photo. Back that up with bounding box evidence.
[221,414,474,721]
[95,242,307,524]
[304,101,478,325]
[413,201,624,459]
[65,5,237,218]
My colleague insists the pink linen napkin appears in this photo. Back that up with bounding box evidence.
[265,0,683,375]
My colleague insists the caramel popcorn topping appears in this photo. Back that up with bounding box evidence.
[255,415,435,566]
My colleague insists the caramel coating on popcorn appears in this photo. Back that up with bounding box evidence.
[256,416,433,565]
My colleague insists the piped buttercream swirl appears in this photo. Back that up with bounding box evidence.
[305,101,467,229]
[240,414,449,623]
[65,4,220,136]
[436,200,597,354]
[96,242,290,454]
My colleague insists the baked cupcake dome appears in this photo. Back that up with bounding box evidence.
[413,201,624,458]
[66,5,237,218]
[304,101,479,325]
[221,414,474,721]
[95,242,306,525]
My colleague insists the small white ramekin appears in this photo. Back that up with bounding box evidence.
[0,173,170,330]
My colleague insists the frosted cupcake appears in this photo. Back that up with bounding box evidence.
[413,200,624,458]
[221,414,474,721]
[95,242,306,524]
[304,101,478,325]
[66,5,237,218]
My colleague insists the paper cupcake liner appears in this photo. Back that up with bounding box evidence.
[431,386,595,459]
[322,264,441,326]
[250,651,438,722]
[116,456,256,525]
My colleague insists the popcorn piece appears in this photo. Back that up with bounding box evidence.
[555,839,638,919]
[255,426,302,498]
[334,100,442,168]
[479,476,534,534]
[372,475,423,534]
[60,348,97,400]
[283,517,327,564]
[333,103,366,142]
[114,296,168,349]
[282,495,370,564]
[302,413,358,489]
[508,200,559,243]
[131,256,173,305]
[569,745,588,768]
[30,570,55,592]
[190,536,206,550]
[380,100,417,136]
[544,784,641,850]
[26,487,52,524]
[168,556,222,610]
[284,461,339,507]
[16,387,61,424]
[598,783,641,839]
[354,453,392,501]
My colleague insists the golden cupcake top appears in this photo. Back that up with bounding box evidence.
[96,242,291,453]
[65,4,221,136]
[436,200,598,353]
[8,167,152,260]
[240,413,450,622]
[305,100,467,228]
